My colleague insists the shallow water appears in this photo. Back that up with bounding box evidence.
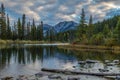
[0,44,119,80]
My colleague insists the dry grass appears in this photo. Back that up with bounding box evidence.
[0,40,46,44]
[58,44,120,53]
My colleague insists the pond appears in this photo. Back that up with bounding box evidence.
[0,44,120,80]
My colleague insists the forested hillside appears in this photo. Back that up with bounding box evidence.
[56,9,120,46]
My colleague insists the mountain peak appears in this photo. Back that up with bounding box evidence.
[54,21,78,33]
[43,21,78,33]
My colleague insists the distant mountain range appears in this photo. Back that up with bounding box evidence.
[43,21,78,33]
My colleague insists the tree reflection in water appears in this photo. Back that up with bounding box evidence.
[0,45,120,75]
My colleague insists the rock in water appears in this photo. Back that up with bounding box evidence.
[48,74,62,79]
[86,60,99,63]
[68,77,80,80]
[78,61,86,64]
[17,75,28,80]
[1,77,13,80]
[113,60,119,64]
[35,72,48,78]
[98,69,109,72]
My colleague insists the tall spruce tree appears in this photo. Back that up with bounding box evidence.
[80,8,85,27]
[103,24,109,38]
[40,21,43,41]
[6,14,12,39]
[114,17,120,44]
[17,18,22,40]
[31,19,36,40]
[0,3,7,39]
[26,21,30,40]
[87,15,93,39]
[76,8,86,41]
[89,15,93,27]
[22,14,26,40]
[12,22,17,40]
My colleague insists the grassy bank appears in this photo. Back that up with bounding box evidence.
[58,44,120,53]
[0,40,49,44]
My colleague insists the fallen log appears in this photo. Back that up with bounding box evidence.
[41,68,120,76]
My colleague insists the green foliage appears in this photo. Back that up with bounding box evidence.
[104,38,116,46]
[31,19,37,40]
[17,18,22,40]
[76,8,86,41]
[110,17,120,45]
[21,14,26,40]
[0,18,7,39]
[90,33,104,45]
[6,14,12,39]
[80,8,85,27]
[103,24,109,38]
[37,21,43,41]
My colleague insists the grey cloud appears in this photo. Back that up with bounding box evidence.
[0,0,120,25]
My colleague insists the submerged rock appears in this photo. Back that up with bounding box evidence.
[48,74,62,79]
[78,61,86,64]
[98,69,109,72]
[106,63,117,66]
[16,75,29,80]
[35,72,48,78]
[1,77,13,80]
[86,60,99,63]
[68,77,80,80]
[105,60,110,63]
[113,60,119,64]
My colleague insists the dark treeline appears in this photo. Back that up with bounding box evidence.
[0,4,45,41]
[0,3,57,41]
[55,8,120,46]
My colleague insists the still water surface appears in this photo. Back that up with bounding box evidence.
[0,44,120,80]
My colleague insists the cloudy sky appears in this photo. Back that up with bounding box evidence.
[0,0,120,25]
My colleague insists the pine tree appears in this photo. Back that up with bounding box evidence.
[17,18,22,40]
[21,14,26,40]
[37,22,41,40]
[114,17,120,44]
[76,8,86,41]
[0,3,6,39]
[49,28,55,42]
[89,15,93,27]
[1,19,6,39]
[80,8,85,27]
[103,24,109,38]
[6,14,12,39]
[12,22,17,40]
[40,21,43,41]
[1,3,5,18]
[31,19,36,40]
[86,15,93,39]
[26,21,30,40]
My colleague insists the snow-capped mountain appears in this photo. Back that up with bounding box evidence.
[43,21,78,33]
[54,21,78,33]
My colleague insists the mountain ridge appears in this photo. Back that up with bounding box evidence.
[43,21,78,33]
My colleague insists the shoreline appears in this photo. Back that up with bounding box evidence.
[0,40,65,44]
[1,40,120,53]
[58,44,120,53]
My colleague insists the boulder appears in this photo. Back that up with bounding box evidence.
[48,74,62,79]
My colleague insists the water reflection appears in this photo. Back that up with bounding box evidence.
[0,45,120,77]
